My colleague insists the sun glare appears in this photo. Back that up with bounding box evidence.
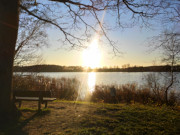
[82,39,101,69]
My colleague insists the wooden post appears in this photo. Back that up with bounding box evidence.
[38,100,41,111]
[38,91,43,111]
[45,101,47,108]
[19,101,21,108]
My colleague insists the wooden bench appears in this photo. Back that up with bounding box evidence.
[13,90,56,110]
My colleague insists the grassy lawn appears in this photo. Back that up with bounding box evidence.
[76,104,180,135]
[0,101,180,135]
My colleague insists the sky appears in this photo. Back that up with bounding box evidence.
[42,26,160,67]
[37,0,174,68]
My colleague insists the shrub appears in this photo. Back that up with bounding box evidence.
[91,83,179,106]
[12,75,79,100]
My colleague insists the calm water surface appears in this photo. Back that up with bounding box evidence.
[40,72,147,85]
[38,72,179,85]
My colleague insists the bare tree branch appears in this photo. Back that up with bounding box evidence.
[19,0,180,53]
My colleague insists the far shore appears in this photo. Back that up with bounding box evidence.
[14,64,180,72]
[13,71,180,73]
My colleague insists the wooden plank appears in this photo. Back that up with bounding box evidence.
[43,98,56,101]
[15,97,56,101]
[15,97,39,101]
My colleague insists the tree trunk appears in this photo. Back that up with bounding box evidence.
[0,0,19,120]
[165,68,174,105]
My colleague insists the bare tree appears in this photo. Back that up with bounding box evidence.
[19,0,180,52]
[150,30,180,104]
[14,18,48,66]
[144,73,164,103]
[160,31,180,104]
[0,0,179,120]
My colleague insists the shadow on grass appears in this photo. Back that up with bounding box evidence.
[0,108,50,135]
[20,108,51,115]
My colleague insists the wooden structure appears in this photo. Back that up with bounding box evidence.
[13,90,56,110]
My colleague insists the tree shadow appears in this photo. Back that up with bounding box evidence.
[0,109,50,135]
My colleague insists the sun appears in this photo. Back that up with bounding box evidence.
[82,39,101,69]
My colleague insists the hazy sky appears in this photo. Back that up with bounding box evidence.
[39,1,170,68]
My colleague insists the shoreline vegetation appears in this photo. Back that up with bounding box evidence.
[14,64,180,72]
[13,74,180,106]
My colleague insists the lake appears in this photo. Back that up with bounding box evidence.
[39,72,148,85]
[38,72,179,85]
[15,72,180,95]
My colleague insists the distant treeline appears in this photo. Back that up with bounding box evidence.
[14,65,83,72]
[13,64,180,72]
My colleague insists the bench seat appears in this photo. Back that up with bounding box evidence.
[15,97,56,101]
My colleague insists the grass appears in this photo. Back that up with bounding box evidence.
[19,107,51,116]
[0,101,179,135]
[74,103,180,135]
[0,107,51,135]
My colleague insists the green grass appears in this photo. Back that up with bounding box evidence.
[0,102,179,135]
[75,104,180,135]
[54,99,96,105]
[19,107,51,116]
[53,101,180,135]
[19,107,37,112]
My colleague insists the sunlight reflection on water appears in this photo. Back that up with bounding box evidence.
[88,72,96,93]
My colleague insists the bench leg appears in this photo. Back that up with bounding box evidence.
[38,101,41,111]
[19,101,22,108]
[45,101,48,108]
